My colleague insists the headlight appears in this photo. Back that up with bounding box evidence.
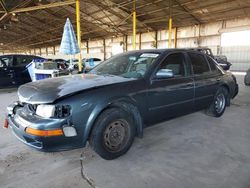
[36,105,56,118]
[36,104,71,118]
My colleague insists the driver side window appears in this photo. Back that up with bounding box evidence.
[158,53,187,77]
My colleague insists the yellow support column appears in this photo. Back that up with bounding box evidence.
[174,27,177,48]
[76,0,82,72]
[168,18,172,48]
[132,0,136,50]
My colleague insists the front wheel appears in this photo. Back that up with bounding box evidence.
[89,108,135,160]
[206,87,228,117]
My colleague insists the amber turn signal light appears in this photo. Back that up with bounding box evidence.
[3,119,9,129]
[25,127,63,137]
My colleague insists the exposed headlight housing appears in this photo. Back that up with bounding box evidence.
[36,104,71,118]
[36,105,55,118]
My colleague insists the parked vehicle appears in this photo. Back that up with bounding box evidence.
[244,69,250,86]
[0,54,44,88]
[71,58,102,71]
[83,58,102,71]
[52,59,68,70]
[191,47,232,71]
[65,59,79,70]
[6,49,238,160]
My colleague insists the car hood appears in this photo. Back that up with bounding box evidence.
[18,74,134,104]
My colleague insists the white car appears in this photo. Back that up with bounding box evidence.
[83,58,102,71]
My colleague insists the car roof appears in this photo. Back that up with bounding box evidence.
[0,54,43,58]
[124,48,208,54]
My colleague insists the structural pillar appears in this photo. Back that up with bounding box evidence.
[76,0,82,72]
[155,31,158,49]
[103,39,106,60]
[53,46,56,55]
[125,35,128,52]
[168,18,172,48]
[132,0,136,50]
[139,33,141,50]
[174,27,177,48]
[86,41,89,54]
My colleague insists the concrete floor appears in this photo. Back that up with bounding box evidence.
[0,75,249,188]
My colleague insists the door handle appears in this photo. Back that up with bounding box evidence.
[216,78,221,82]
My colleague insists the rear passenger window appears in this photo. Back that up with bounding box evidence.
[188,53,210,75]
[207,56,219,73]
[158,53,186,77]
[13,56,33,67]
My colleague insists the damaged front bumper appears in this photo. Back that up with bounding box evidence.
[6,102,84,151]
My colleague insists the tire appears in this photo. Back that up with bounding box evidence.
[244,69,250,86]
[89,108,136,160]
[206,87,228,117]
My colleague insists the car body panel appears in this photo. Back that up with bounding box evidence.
[18,74,136,104]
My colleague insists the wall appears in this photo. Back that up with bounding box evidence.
[1,17,250,70]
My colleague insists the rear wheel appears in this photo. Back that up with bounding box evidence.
[244,69,250,86]
[206,87,228,117]
[89,108,135,160]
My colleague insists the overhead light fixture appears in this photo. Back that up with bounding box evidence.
[11,15,19,22]
[12,13,16,16]
[202,9,208,13]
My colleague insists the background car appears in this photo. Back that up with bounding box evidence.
[0,54,44,88]
[191,47,232,71]
[52,59,68,70]
[83,58,102,71]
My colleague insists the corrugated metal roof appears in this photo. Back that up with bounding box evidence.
[0,0,249,51]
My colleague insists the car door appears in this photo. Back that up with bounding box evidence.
[0,58,13,87]
[12,55,33,85]
[147,52,195,124]
[187,52,221,110]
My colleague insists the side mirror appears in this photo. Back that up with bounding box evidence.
[218,62,232,71]
[156,69,174,79]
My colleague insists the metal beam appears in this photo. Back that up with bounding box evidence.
[172,0,201,23]
[11,0,75,14]
[0,12,7,21]
[0,0,8,12]
[89,0,126,36]
[64,5,116,35]
[91,0,153,31]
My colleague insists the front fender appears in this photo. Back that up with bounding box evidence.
[82,96,143,145]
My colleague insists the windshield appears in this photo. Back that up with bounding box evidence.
[90,52,160,78]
